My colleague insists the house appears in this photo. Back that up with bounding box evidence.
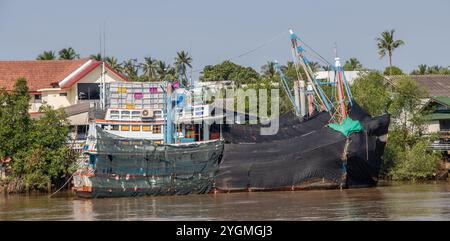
[389,75,450,159]
[0,58,127,145]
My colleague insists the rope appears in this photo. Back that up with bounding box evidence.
[191,29,287,74]
[48,173,74,198]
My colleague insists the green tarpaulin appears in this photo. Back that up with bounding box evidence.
[328,117,364,136]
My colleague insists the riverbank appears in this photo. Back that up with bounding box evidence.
[1,182,449,220]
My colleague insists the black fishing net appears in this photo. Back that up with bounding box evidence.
[216,101,390,191]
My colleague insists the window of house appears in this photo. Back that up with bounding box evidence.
[111,125,119,131]
[121,125,130,131]
[59,92,68,97]
[153,140,162,145]
[153,125,161,133]
[77,83,100,100]
[132,125,141,131]
[142,125,152,132]
[34,94,42,103]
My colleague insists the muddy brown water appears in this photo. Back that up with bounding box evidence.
[0,182,449,220]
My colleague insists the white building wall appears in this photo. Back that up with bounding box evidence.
[425,120,441,134]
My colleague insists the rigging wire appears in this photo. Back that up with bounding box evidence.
[191,29,287,74]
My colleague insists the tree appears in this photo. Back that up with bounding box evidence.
[122,59,140,80]
[200,61,259,85]
[351,71,391,116]
[174,51,193,85]
[141,56,158,81]
[11,105,77,191]
[1,78,77,192]
[90,53,102,61]
[156,60,173,81]
[376,29,405,76]
[0,78,31,159]
[410,64,428,75]
[105,56,122,73]
[58,47,79,60]
[383,77,441,180]
[344,57,363,71]
[309,61,321,73]
[36,51,56,60]
[261,61,277,80]
[383,66,404,76]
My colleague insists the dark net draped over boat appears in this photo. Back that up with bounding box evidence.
[216,102,390,191]
[92,128,224,197]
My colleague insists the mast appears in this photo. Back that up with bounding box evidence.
[334,57,347,121]
[288,29,333,114]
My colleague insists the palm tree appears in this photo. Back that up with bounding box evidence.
[309,61,321,73]
[174,51,193,85]
[90,53,102,61]
[104,56,121,73]
[58,47,79,60]
[411,64,428,75]
[322,65,332,71]
[376,29,405,75]
[36,51,56,60]
[261,61,277,79]
[156,60,175,81]
[344,57,363,71]
[122,59,139,80]
[141,56,158,81]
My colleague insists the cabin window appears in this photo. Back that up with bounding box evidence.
[154,110,163,118]
[77,83,100,100]
[153,125,161,133]
[110,110,120,120]
[59,92,68,97]
[194,107,204,116]
[142,125,152,132]
[121,111,130,119]
[121,125,130,131]
[132,125,141,131]
[111,125,119,131]
[131,111,141,120]
[153,140,162,145]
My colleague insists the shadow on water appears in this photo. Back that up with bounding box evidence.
[0,182,449,220]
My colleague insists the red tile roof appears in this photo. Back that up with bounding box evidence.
[0,58,93,92]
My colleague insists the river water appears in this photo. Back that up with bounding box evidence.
[1,182,449,220]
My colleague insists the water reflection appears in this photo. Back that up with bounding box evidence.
[0,182,449,220]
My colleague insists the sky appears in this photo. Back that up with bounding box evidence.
[1,0,449,79]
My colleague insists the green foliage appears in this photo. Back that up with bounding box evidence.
[351,71,391,116]
[199,61,260,86]
[344,57,363,71]
[383,66,404,76]
[376,29,404,63]
[0,78,31,159]
[387,138,441,181]
[410,64,450,75]
[36,51,56,60]
[174,50,193,85]
[352,73,442,180]
[58,47,79,60]
[1,78,77,192]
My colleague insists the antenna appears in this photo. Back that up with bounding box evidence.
[103,22,106,61]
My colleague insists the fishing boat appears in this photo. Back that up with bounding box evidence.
[215,30,390,191]
[73,80,225,198]
[73,30,390,198]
